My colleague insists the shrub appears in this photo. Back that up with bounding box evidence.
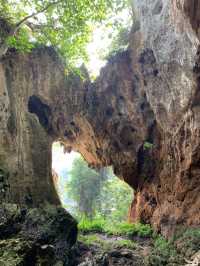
[105,222,153,237]
[145,236,183,266]
[174,227,200,258]
[78,217,106,233]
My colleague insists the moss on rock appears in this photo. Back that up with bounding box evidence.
[0,204,78,266]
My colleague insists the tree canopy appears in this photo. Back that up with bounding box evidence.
[66,156,133,222]
[0,0,132,66]
[98,174,133,222]
[67,157,107,218]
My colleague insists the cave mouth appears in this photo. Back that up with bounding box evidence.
[51,141,133,223]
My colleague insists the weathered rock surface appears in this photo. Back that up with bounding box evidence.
[70,240,147,266]
[0,48,63,205]
[0,203,77,265]
[131,0,200,236]
[0,0,200,238]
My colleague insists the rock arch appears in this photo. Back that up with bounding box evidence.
[1,1,200,236]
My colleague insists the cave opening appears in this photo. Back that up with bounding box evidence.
[51,141,133,225]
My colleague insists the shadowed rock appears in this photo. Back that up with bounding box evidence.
[0,204,77,265]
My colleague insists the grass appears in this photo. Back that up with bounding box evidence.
[78,217,153,238]
[78,217,106,233]
[78,218,200,265]
[106,222,153,237]
[78,234,101,246]
[78,218,150,254]
[113,239,136,249]
[78,234,136,250]
[78,234,111,251]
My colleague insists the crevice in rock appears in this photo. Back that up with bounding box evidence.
[28,95,51,132]
[152,0,163,15]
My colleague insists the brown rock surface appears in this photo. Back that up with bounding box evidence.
[0,0,200,236]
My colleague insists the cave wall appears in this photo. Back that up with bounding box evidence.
[0,0,200,236]
[0,48,62,205]
[131,0,200,236]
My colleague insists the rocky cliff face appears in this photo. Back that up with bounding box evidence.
[0,0,200,237]
[0,48,63,206]
[132,0,200,236]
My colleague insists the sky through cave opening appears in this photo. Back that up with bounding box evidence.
[52,142,134,223]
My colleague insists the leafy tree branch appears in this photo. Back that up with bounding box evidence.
[0,0,132,66]
[13,0,62,34]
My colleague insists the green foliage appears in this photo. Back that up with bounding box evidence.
[78,233,136,250]
[174,227,200,258]
[78,216,106,233]
[6,28,34,52]
[0,0,130,66]
[78,234,101,245]
[100,0,139,60]
[98,176,133,223]
[78,216,153,239]
[78,234,111,251]
[154,236,176,256]
[67,156,132,222]
[113,239,136,249]
[104,26,130,59]
[67,157,107,218]
[0,238,31,265]
[0,17,12,40]
[145,228,200,265]
[105,222,153,238]
[143,141,154,150]
[145,236,183,266]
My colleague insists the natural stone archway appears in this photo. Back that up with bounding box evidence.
[0,47,156,214]
[0,0,200,238]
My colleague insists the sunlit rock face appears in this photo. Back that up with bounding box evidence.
[0,0,200,237]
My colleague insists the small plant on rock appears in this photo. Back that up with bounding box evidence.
[143,141,154,150]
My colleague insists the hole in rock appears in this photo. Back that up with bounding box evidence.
[106,107,114,117]
[28,95,51,130]
[52,141,133,225]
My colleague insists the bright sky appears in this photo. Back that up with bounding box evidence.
[86,7,132,77]
[86,27,108,77]
[52,142,79,175]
